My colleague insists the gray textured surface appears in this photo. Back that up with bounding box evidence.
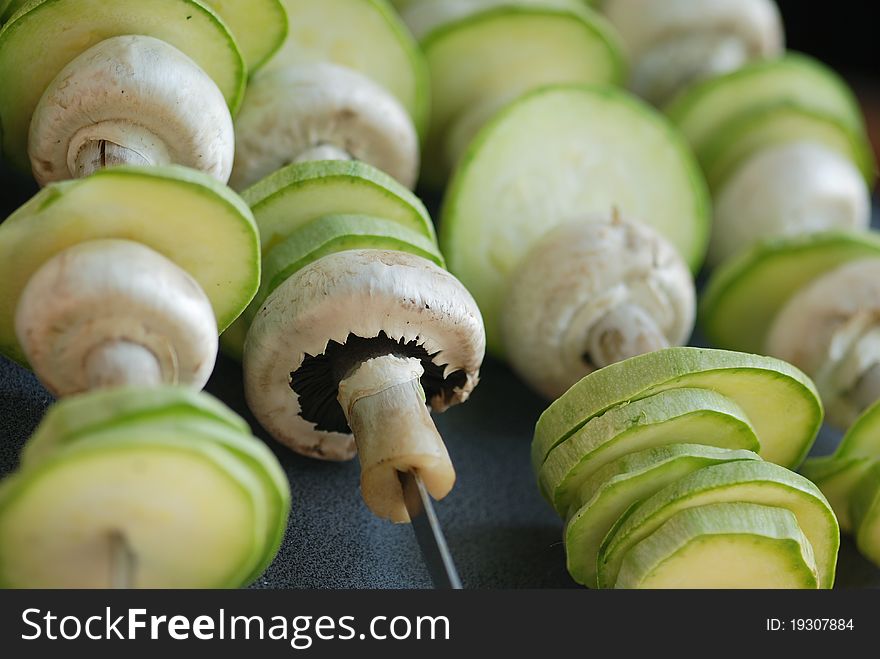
[1,164,878,589]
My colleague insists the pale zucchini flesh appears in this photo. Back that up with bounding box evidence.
[0,166,260,365]
[700,231,880,354]
[202,0,288,73]
[851,463,880,567]
[565,444,761,587]
[534,348,823,471]
[441,86,710,353]
[538,387,760,514]
[597,460,839,589]
[614,503,819,589]
[0,433,265,588]
[0,0,246,171]
[800,456,872,533]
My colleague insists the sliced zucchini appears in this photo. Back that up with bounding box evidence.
[700,104,876,191]
[565,444,761,587]
[596,460,839,589]
[441,85,709,352]
[700,231,880,354]
[666,53,866,158]
[534,347,823,471]
[202,0,287,72]
[243,160,435,254]
[800,456,872,533]
[265,0,428,135]
[614,503,820,589]
[538,388,760,513]
[23,386,250,465]
[832,397,880,460]
[420,4,625,184]
[850,462,880,567]
[0,428,267,588]
[0,166,260,365]
[0,0,246,171]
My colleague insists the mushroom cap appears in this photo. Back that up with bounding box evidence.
[765,258,880,427]
[231,62,420,191]
[0,0,245,173]
[501,214,695,399]
[244,249,485,461]
[29,35,234,185]
[709,141,871,266]
[603,0,783,60]
[15,239,218,397]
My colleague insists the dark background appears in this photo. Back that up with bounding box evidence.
[1,1,879,589]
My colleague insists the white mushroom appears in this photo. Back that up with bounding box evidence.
[766,259,880,428]
[244,249,484,522]
[709,142,871,266]
[603,0,784,104]
[501,214,696,400]
[28,35,234,186]
[15,239,218,397]
[230,62,420,191]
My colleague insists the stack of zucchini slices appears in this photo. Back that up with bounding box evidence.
[534,347,838,589]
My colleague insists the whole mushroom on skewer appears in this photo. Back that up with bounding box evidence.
[230,0,426,191]
[0,0,285,185]
[0,166,260,396]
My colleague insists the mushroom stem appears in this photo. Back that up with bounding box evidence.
[293,143,354,165]
[72,138,154,179]
[337,354,455,523]
[108,530,136,590]
[85,340,163,390]
[586,303,671,369]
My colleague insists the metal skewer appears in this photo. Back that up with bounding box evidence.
[399,470,463,590]
[109,530,136,589]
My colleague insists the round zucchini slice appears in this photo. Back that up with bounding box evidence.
[666,53,866,158]
[23,386,251,465]
[264,0,428,136]
[597,460,839,589]
[801,456,872,534]
[441,85,709,353]
[851,463,880,567]
[614,503,820,589]
[534,347,823,471]
[0,0,246,171]
[242,160,435,254]
[419,4,625,184]
[700,231,880,354]
[538,388,760,514]
[0,166,260,365]
[565,444,761,587]
[0,428,268,588]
